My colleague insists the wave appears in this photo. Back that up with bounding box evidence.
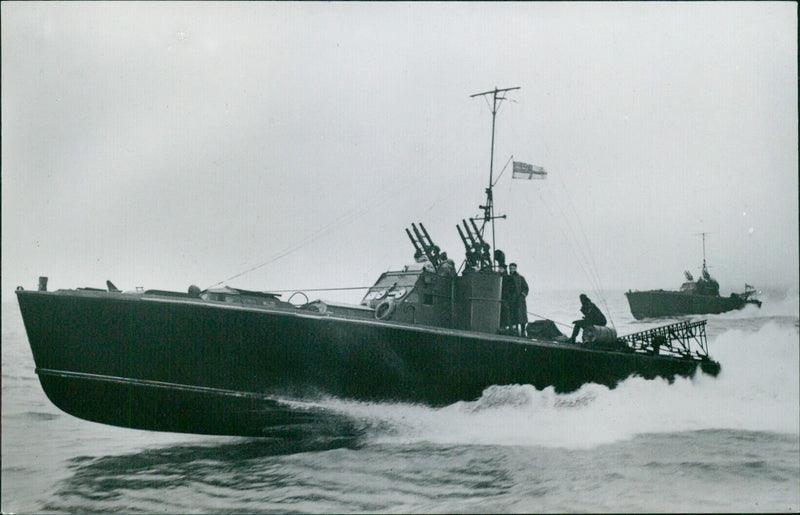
[714,290,799,320]
[304,320,799,450]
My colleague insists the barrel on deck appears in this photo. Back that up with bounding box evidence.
[583,325,617,344]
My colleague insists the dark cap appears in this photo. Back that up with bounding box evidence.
[509,262,517,267]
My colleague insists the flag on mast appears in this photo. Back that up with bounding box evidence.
[512,161,547,179]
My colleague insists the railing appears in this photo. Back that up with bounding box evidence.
[618,320,710,360]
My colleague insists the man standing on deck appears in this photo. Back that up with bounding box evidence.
[507,263,529,336]
[568,294,607,344]
[499,264,511,333]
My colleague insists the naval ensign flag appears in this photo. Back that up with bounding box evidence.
[512,161,547,179]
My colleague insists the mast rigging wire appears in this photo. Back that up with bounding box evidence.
[263,286,370,293]
[492,155,515,186]
[555,180,615,329]
[208,116,482,290]
[206,184,401,289]
[532,181,615,330]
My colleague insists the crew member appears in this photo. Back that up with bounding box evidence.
[568,294,607,344]
[405,249,434,272]
[499,264,512,333]
[438,252,456,277]
[507,263,529,336]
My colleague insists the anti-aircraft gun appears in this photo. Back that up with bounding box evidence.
[456,218,494,271]
[405,223,443,271]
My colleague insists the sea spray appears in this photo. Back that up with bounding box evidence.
[303,319,798,449]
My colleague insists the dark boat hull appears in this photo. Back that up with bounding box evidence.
[625,290,757,320]
[17,289,715,437]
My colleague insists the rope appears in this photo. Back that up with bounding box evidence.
[208,114,479,290]
[533,179,616,331]
[527,310,572,329]
[206,179,409,289]
[555,180,615,330]
[492,155,514,186]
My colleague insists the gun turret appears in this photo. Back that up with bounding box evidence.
[468,218,493,269]
[406,228,423,257]
[457,219,494,270]
[411,224,437,265]
[456,224,477,270]
[459,220,481,269]
[418,223,441,264]
[406,223,446,272]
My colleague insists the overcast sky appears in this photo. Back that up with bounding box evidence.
[2,2,797,304]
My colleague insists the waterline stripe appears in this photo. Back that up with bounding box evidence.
[35,368,277,401]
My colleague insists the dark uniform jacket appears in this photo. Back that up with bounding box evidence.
[581,301,606,326]
[508,272,529,325]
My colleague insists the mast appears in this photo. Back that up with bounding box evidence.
[698,231,710,275]
[470,86,519,266]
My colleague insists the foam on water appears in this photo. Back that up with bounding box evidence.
[715,291,799,320]
[307,317,799,450]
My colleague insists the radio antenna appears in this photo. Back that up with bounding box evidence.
[470,86,520,263]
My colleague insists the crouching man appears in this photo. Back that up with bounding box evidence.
[568,294,606,344]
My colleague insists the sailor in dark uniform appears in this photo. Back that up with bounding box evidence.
[507,263,529,336]
[499,264,511,332]
[568,294,606,344]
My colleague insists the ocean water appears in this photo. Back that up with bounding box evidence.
[2,289,798,513]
